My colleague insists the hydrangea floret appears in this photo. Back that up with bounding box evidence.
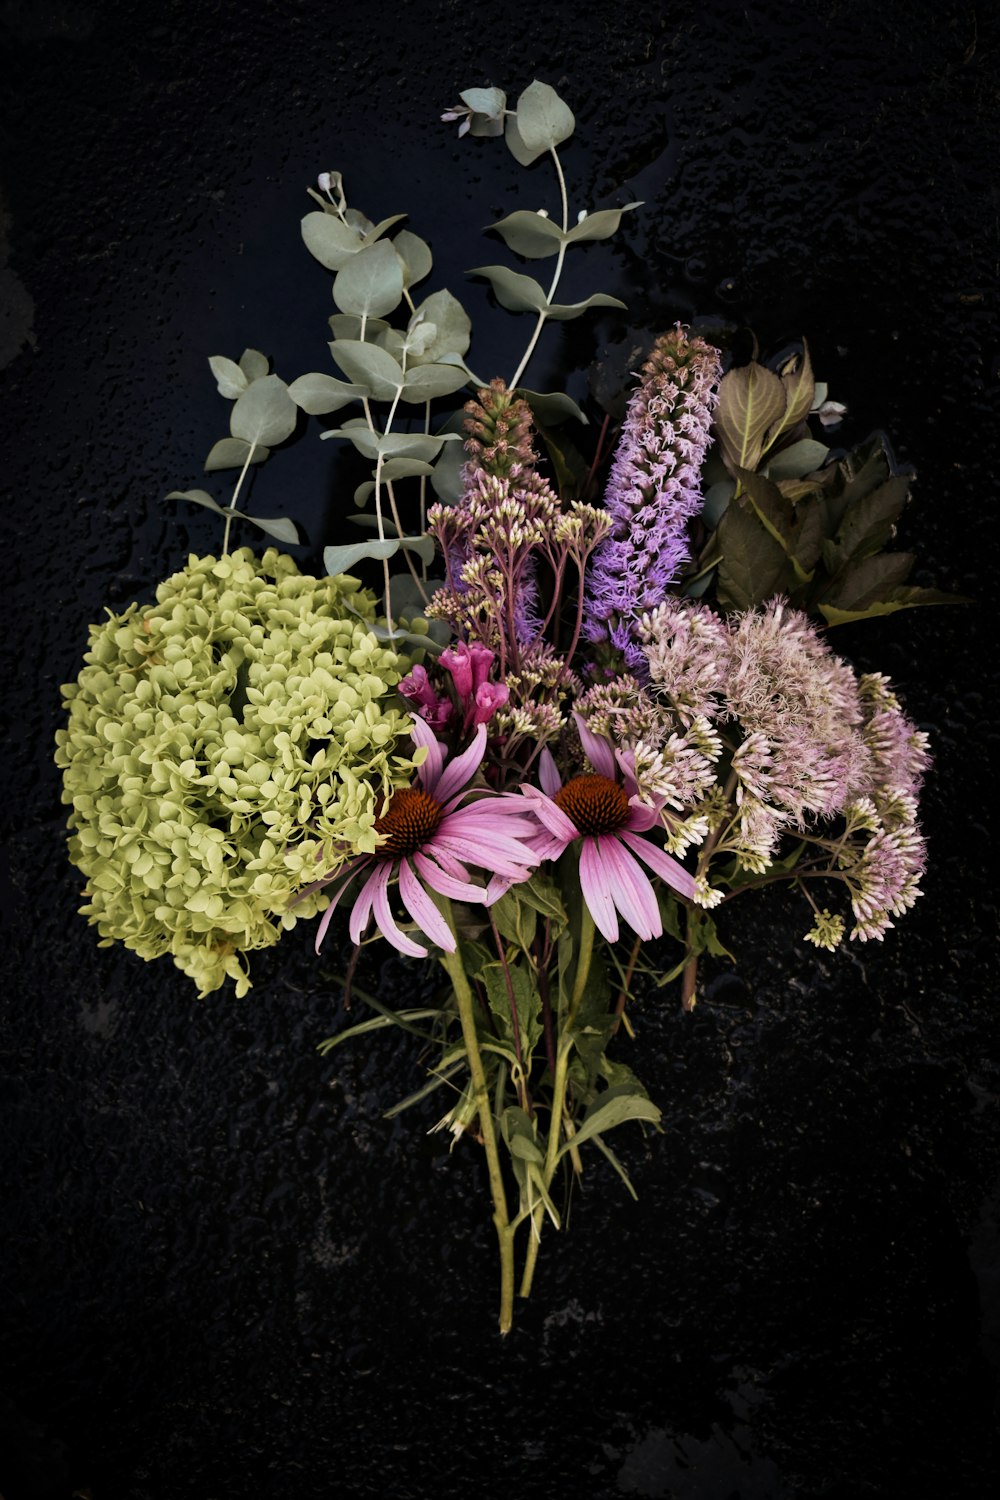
[56,548,416,997]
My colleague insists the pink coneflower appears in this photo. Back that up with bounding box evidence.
[310,721,540,959]
[522,715,697,943]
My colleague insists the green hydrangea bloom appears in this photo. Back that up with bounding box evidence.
[55,548,418,997]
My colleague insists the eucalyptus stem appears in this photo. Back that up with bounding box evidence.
[508,145,569,393]
[519,904,595,1299]
[221,439,258,556]
[437,898,516,1335]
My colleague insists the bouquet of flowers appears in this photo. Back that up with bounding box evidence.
[55,82,958,1332]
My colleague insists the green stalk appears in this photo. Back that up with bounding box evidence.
[436,898,516,1335]
[519,905,595,1299]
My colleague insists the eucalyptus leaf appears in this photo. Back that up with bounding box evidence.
[324,539,400,577]
[429,412,469,502]
[504,113,537,168]
[240,513,300,544]
[542,291,627,322]
[208,355,248,399]
[565,202,643,244]
[333,239,404,320]
[230,374,297,446]
[321,420,380,459]
[301,211,363,271]
[401,363,471,402]
[165,489,298,543]
[379,456,436,482]
[204,437,270,472]
[488,210,566,259]
[468,264,548,314]
[329,339,405,400]
[354,480,375,508]
[393,228,433,288]
[459,85,506,119]
[765,437,829,480]
[359,213,408,247]
[329,314,391,342]
[518,388,587,426]
[406,289,472,366]
[238,348,269,382]
[512,79,575,160]
[377,432,455,462]
[287,371,365,415]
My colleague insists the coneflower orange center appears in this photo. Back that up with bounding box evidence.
[374,787,444,856]
[553,773,630,836]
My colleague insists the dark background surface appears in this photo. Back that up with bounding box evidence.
[2,1,998,1496]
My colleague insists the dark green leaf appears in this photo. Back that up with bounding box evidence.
[822,552,916,610]
[834,476,910,563]
[765,436,829,480]
[820,585,972,625]
[715,498,791,610]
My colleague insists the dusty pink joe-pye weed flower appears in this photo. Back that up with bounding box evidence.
[520,714,697,944]
[306,722,539,959]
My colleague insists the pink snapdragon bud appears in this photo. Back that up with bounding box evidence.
[471,681,510,727]
[399,665,454,729]
[469,643,496,692]
[440,642,474,700]
[399,664,438,710]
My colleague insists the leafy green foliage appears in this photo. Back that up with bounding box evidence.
[703,349,967,623]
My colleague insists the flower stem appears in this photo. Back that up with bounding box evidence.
[519,904,595,1300]
[437,898,516,1335]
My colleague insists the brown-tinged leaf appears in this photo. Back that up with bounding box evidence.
[715,498,792,610]
[820,586,972,626]
[770,340,814,444]
[834,475,911,563]
[822,552,916,611]
[715,362,788,475]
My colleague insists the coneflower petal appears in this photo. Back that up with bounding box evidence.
[398,860,457,952]
[413,850,488,904]
[434,723,488,805]
[579,837,620,943]
[574,713,616,779]
[313,863,365,954]
[409,714,446,792]
[372,867,428,958]
[349,863,384,945]
[599,835,661,941]
[538,747,562,797]
[520,785,577,843]
[619,829,697,899]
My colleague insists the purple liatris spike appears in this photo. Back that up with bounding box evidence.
[584,326,721,670]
